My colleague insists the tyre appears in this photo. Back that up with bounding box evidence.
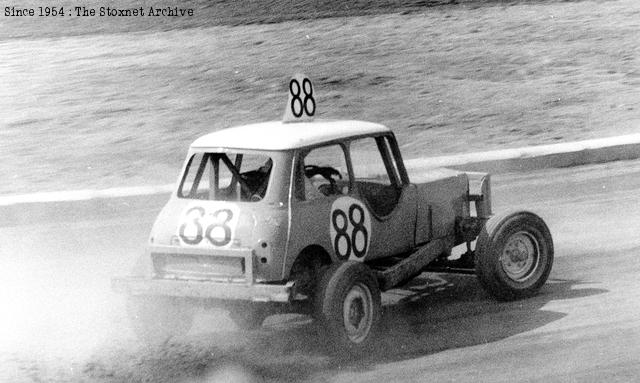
[475,210,554,301]
[126,295,194,345]
[314,262,381,355]
[228,303,269,330]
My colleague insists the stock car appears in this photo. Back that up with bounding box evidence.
[113,75,553,354]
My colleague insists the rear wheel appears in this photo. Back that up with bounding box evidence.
[475,211,554,301]
[314,262,381,355]
[126,295,194,345]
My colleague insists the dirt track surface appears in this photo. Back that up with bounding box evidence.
[3,159,640,382]
[1,0,640,194]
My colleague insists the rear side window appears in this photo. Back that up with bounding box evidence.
[349,136,402,216]
[349,136,401,186]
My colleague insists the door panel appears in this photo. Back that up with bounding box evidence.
[356,184,417,259]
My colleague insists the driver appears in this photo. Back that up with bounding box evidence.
[240,158,272,200]
[253,158,272,198]
[303,163,343,200]
[305,174,325,200]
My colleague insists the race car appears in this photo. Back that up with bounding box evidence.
[113,74,553,354]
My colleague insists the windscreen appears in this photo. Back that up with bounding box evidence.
[178,152,273,202]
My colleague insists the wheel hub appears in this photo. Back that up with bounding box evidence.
[342,283,373,343]
[348,298,365,327]
[500,231,540,282]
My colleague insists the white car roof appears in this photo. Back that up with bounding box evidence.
[190,120,391,151]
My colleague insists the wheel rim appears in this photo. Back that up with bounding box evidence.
[342,282,373,344]
[500,231,540,282]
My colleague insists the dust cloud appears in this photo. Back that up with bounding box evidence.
[0,253,123,359]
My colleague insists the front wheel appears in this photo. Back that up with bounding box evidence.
[475,211,554,301]
[314,262,381,355]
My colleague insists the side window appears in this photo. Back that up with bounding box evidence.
[349,136,401,216]
[298,144,350,201]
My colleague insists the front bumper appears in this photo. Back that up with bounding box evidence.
[112,244,295,303]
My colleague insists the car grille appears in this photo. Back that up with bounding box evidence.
[152,252,245,280]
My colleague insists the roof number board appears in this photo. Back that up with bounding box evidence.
[283,74,315,123]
